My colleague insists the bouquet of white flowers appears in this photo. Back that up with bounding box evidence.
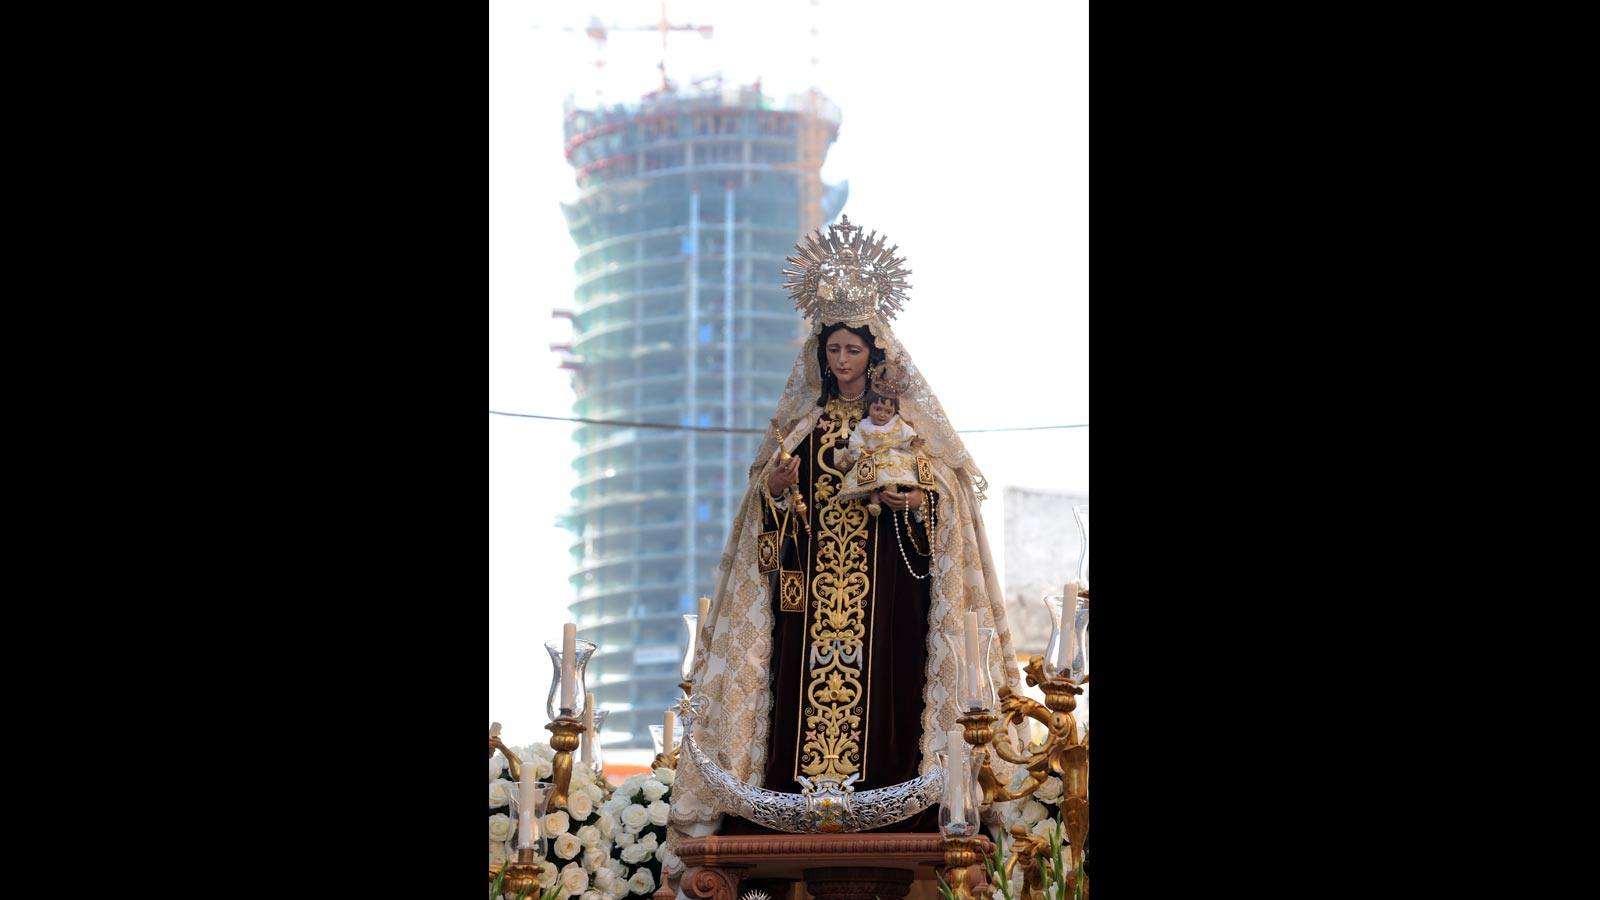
[593,767,682,898]
[491,744,682,899]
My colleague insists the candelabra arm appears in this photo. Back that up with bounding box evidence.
[1002,824,1051,900]
[489,735,522,782]
[967,657,1090,807]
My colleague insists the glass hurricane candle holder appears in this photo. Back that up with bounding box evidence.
[544,638,597,720]
[1072,504,1089,591]
[944,628,998,712]
[514,780,551,861]
[680,613,699,682]
[936,748,982,838]
[587,709,609,776]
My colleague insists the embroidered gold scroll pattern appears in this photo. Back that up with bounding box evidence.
[798,407,869,782]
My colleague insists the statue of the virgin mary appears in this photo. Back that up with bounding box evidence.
[670,217,1018,840]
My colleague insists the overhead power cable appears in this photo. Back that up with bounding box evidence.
[489,409,1086,434]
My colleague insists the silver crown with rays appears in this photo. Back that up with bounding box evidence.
[782,215,913,326]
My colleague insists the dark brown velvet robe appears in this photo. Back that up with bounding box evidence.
[722,407,940,834]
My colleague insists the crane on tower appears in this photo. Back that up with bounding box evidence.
[565,2,714,95]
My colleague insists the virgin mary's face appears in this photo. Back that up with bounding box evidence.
[824,329,870,387]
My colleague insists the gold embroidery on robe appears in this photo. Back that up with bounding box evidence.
[757,530,780,574]
[780,569,805,612]
[797,403,870,783]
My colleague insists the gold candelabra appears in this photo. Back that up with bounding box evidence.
[545,713,584,809]
[945,656,1090,899]
[940,835,1000,900]
[965,657,1086,805]
[500,846,545,896]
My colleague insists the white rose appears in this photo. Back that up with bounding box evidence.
[538,859,559,888]
[607,876,630,900]
[653,767,675,786]
[489,813,516,842]
[615,828,637,848]
[491,756,507,780]
[568,790,595,821]
[1032,818,1058,841]
[641,779,669,802]
[647,799,671,827]
[584,846,608,872]
[1020,800,1047,825]
[628,869,656,895]
[989,798,1017,827]
[597,811,616,839]
[660,849,682,874]
[489,839,510,867]
[532,743,556,761]
[534,757,554,779]
[621,842,651,864]
[571,767,593,788]
[555,832,583,860]
[577,825,601,847]
[639,832,658,852]
[561,861,590,895]
[490,780,513,809]
[594,869,617,895]
[583,892,605,900]
[545,811,571,836]
[621,804,650,832]
[1034,776,1064,803]
[601,796,629,815]
[586,783,606,805]
[614,782,639,801]
[609,858,628,877]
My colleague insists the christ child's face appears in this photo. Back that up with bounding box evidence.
[869,398,897,426]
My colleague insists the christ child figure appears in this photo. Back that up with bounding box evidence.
[837,392,922,516]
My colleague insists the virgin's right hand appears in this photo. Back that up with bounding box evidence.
[767,455,801,496]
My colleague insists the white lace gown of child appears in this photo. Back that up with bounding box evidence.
[839,413,921,502]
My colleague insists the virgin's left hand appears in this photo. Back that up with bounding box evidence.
[881,487,924,512]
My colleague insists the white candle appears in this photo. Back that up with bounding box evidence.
[663,709,676,750]
[518,748,536,847]
[947,728,967,820]
[561,623,577,711]
[581,691,596,763]
[1057,582,1079,673]
[963,611,981,707]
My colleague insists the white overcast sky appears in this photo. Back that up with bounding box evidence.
[490,0,1087,747]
